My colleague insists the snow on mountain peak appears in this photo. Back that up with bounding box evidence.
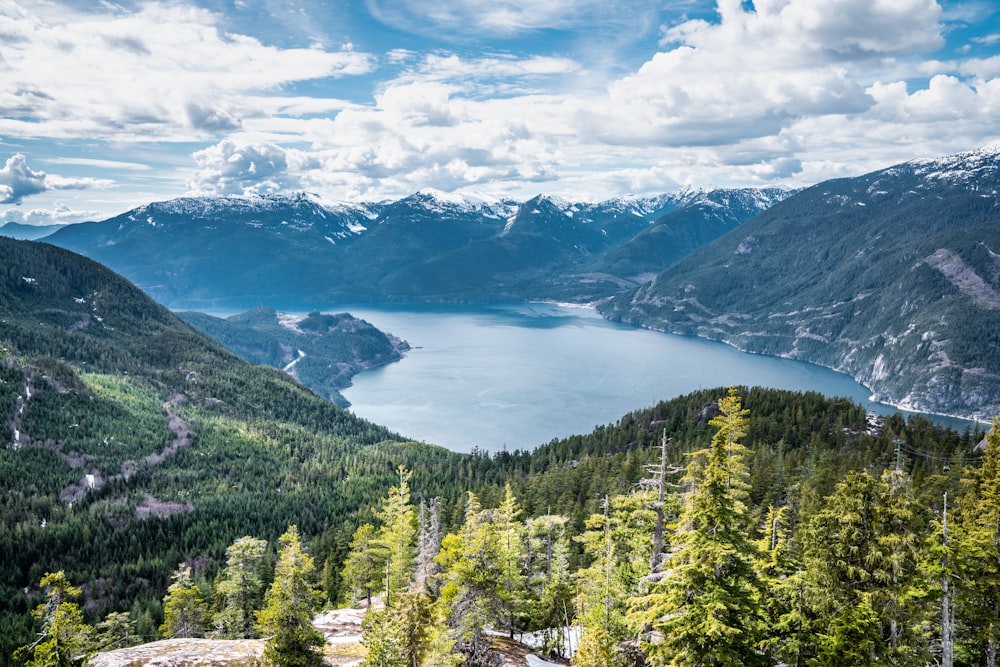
[407,188,517,218]
[905,143,1000,190]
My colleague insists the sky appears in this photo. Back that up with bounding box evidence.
[1,0,999,225]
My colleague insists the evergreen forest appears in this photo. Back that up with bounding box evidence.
[3,236,1000,667]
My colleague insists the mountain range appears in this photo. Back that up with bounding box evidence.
[0,222,69,241]
[602,143,1000,421]
[0,203,991,667]
[33,144,1000,420]
[43,187,791,308]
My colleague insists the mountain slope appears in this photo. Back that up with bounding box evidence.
[601,144,1000,421]
[48,193,375,308]
[0,236,414,660]
[0,222,69,240]
[587,187,794,283]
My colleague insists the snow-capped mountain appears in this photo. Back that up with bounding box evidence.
[46,186,792,307]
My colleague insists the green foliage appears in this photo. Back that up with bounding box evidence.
[377,466,418,604]
[159,565,208,639]
[257,526,324,667]
[212,536,269,639]
[632,388,767,667]
[802,468,927,664]
[954,415,1000,663]
[341,524,388,607]
[12,572,93,667]
[359,609,406,667]
[93,612,139,652]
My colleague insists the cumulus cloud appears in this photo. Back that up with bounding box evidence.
[0,2,375,142]
[0,154,112,205]
[579,0,948,148]
[187,140,296,195]
[8,0,999,211]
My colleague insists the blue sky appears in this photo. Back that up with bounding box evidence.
[1,0,999,224]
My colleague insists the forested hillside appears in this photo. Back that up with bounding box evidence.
[178,308,409,406]
[602,143,1000,422]
[26,386,995,667]
[3,236,998,667]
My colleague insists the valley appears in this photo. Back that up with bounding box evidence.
[33,145,1000,422]
[2,143,1000,667]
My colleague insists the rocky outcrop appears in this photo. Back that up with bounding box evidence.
[89,639,265,667]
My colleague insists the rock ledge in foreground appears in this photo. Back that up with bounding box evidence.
[90,638,266,667]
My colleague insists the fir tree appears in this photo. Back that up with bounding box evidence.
[359,609,406,667]
[631,388,767,667]
[803,467,926,665]
[13,572,94,667]
[377,465,418,605]
[257,525,325,667]
[93,612,138,652]
[342,524,389,607]
[434,492,501,667]
[213,536,269,638]
[955,417,1000,667]
[495,483,527,638]
[159,565,209,639]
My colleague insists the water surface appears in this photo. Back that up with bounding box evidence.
[333,303,969,452]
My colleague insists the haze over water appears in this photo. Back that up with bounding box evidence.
[338,303,972,453]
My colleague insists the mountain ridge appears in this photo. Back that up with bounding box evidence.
[601,143,1000,421]
[44,187,792,307]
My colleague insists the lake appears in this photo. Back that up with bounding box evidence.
[333,302,970,453]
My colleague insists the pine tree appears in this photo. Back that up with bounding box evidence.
[159,565,209,639]
[342,524,389,607]
[495,483,527,638]
[13,572,94,667]
[754,505,813,667]
[213,536,269,638]
[434,492,502,667]
[359,609,406,667]
[257,525,325,667]
[419,600,463,667]
[94,612,138,652]
[803,467,926,666]
[631,388,766,667]
[377,465,418,605]
[574,609,620,667]
[954,416,1000,667]
[526,513,574,658]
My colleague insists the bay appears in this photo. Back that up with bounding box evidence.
[335,302,971,453]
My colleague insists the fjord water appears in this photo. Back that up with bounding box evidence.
[339,303,965,453]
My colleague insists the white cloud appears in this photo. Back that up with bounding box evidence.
[1,201,101,226]
[45,158,153,171]
[187,140,296,195]
[0,154,112,204]
[179,0,996,201]
[0,2,375,142]
[10,0,993,212]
